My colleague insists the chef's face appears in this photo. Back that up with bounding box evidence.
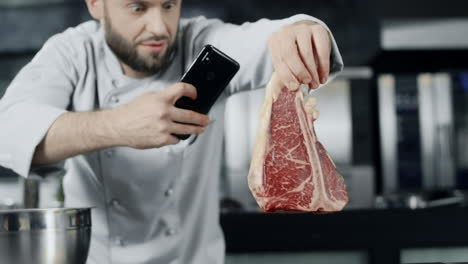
[97,0,181,76]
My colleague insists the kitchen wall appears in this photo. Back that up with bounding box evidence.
[1,1,468,263]
[0,0,381,60]
[0,0,380,207]
[0,0,382,206]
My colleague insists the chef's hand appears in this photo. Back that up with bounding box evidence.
[111,83,210,149]
[268,20,332,91]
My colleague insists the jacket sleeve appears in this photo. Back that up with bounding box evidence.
[185,14,344,96]
[0,35,77,178]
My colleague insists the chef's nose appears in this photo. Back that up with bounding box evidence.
[146,9,168,36]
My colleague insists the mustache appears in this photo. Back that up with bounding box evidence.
[137,35,170,44]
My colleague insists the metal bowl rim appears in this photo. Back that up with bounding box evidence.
[0,226,92,233]
[0,207,94,232]
[0,207,95,214]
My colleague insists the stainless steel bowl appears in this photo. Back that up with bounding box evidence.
[0,207,92,264]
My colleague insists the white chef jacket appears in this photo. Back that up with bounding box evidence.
[0,15,343,264]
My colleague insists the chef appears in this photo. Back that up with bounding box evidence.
[0,0,343,263]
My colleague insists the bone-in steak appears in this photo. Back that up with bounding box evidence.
[248,73,348,212]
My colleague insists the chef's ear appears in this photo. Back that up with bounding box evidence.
[85,0,104,20]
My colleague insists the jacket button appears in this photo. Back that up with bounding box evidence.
[164,188,174,197]
[105,149,114,158]
[110,199,120,207]
[114,236,124,247]
[110,96,120,104]
[165,228,176,237]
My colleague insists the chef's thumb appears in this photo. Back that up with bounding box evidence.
[169,82,198,103]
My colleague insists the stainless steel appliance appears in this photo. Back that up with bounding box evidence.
[378,72,468,194]
[0,207,92,264]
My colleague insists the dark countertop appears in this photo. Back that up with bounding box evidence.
[220,206,468,264]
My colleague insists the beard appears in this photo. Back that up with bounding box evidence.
[103,15,177,75]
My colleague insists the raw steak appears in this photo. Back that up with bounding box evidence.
[248,73,348,212]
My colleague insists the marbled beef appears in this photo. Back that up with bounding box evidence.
[248,73,348,212]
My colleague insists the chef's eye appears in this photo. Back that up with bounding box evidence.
[162,1,176,10]
[129,3,146,13]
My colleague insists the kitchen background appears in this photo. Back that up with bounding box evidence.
[1,0,468,263]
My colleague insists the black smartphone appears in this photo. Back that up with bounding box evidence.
[173,44,240,140]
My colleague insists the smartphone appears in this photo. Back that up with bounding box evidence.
[173,44,240,140]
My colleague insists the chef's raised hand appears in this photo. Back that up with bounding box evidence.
[111,83,210,149]
[268,20,332,91]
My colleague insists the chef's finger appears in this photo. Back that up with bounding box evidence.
[275,57,299,91]
[312,27,331,84]
[270,36,298,91]
[160,134,180,146]
[297,31,320,89]
[166,82,198,103]
[169,122,206,135]
[170,107,210,127]
[280,35,312,86]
